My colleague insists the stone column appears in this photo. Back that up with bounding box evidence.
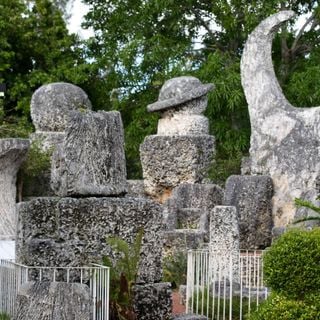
[0,139,29,239]
[209,206,239,283]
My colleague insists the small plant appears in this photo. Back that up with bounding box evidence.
[162,251,187,289]
[293,196,320,224]
[102,229,144,320]
[18,139,53,200]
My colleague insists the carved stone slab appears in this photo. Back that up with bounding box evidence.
[51,110,127,197]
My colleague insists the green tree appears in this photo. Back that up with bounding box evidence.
[0,0,99,137]
[82,0,320,179]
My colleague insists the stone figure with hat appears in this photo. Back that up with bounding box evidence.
[140,76,216,201]
[147,76,214,136]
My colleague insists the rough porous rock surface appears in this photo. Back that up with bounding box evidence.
[31,82,92,132]
[133,282,172,320]
[168,183,223,212]
[126,180,147,198]
[210,206,239,281]
[51,110,127,197]
[210,206,239,252]
[140,135,215,201]
[157,113,209,136]
[0,139,29,239]
[241,10,320,227]
[163,229,207,254]
[224,175,273,249]
[16,197,163,283]
[14,281,90,320]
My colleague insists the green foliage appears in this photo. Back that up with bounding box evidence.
[293,197,320,224]
[207,151,244,187]
[162,251,187,289]
[82,0,320,180]
[249,293,320,320]
[20,140,52,178]
[102,229,144,320]
[0,0,102,139]
[0,313,10,320]
[263,228,320,300]
[192,290,256,320]
[0,116,33,138]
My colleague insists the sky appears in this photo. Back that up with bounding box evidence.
[67,0,93,39]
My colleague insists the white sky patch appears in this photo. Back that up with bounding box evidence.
[67,0,93,39]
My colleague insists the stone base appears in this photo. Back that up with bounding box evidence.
[140,135,215,202]
[16,197,163,283]
[224,175,273,249]
[14,281,90,320]
[133,282,172,320]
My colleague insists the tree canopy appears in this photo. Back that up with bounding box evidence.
[82,0,320,180]
[1,0,319,181]
[0,0,95,137]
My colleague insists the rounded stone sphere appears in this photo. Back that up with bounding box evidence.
[31,82,92,132]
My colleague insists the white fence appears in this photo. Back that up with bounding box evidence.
[0,260,110,320]
[186,249,269,320]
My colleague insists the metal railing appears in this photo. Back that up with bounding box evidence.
[186,249,269,320]
[0,259,110,320]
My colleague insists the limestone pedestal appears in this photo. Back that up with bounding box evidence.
[140,135,215,202]
[16,197,163,283]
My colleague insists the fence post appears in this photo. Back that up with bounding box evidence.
[186,250,194,314]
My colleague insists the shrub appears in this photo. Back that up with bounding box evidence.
[192,290,256,320]
[0,313,10,320]
[249,293,320,320]
[263,228,320,300]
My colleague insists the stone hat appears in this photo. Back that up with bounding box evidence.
[147,76,214,112]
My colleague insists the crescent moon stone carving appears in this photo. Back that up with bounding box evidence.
[241,11,320,227]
